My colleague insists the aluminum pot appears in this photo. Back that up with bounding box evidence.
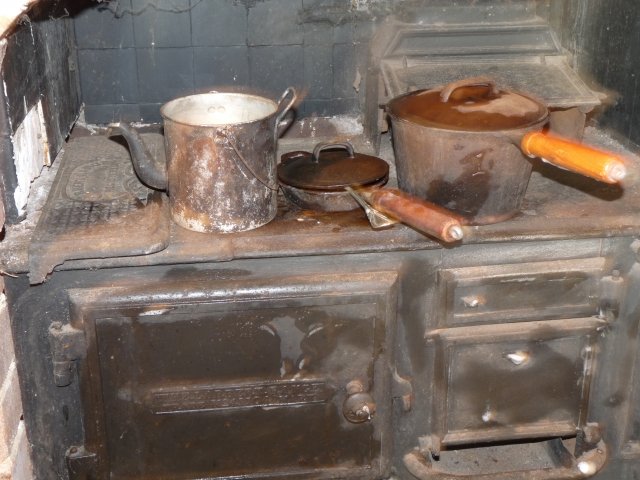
[387,77,627,225]
[109,87,296,233]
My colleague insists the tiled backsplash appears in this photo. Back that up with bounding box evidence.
[74,0,550,125]
[75,0,372,124]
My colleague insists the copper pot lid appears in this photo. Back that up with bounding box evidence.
[278,142,389,191]
[387,77,549,132]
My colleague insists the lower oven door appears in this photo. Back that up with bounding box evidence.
[65,271,398,480]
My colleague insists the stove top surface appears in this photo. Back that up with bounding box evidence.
[7,127,640,283]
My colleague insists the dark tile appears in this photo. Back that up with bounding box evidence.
[249,45,304,97]
[333,22,353,44]
[194,46,249,89]
[628,78,640,145]
[304,45,332,99]
[301,0,343,7]
[354,19,376,44]
[329,97,360,115]
[300,97,359,117]
[299,99,333,117]
[132,0,191,47]
[300,0,351,44]
[303,22,333,45]
[77,49,139,104]
[332,43,358,99]
[191,0,247,47]
[136,48,194,103]
[248,0,303,46]
[140,103,164,123]
[83,104,142,124]
[73,0,135,48]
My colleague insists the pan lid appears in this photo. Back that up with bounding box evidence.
[387,77,548,131]
[278,142,389,191]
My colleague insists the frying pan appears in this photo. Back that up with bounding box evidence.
[278,142,466,243]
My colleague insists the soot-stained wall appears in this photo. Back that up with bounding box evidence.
[74,0,373,123]
[73,0,543,125]
[549,0,640,146]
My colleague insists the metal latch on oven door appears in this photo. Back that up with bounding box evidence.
[48,322,86,387]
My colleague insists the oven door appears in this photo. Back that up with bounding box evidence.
[64,271,398,480]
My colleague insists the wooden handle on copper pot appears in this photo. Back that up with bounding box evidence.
[521,132,628,184]
[361,188,465,243]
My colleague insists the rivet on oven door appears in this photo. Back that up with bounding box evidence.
[481,407,495,423]
[505,350,530,366]
[577,460,597,476]
[461,295,485,308]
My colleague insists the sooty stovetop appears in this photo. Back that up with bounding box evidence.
[18,128,640,284]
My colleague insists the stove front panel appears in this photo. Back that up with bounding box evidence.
[67,271,398,480]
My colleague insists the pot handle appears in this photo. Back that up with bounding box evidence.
[521,132,628,184]
[275,87,297,138]
[312,142,355,163]
[440,76,499,103]
[219,128,279,191]
[359,188,466,243]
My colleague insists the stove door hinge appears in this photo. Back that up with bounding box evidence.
[48,322,86,387]
[392,369,413,411]
[598,270,625,322]
[66,446,98,480]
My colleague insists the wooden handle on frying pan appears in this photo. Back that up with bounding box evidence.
[521,132,628,184]
[361,188,465,243]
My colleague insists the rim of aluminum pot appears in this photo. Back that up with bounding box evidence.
[160,92,280,128]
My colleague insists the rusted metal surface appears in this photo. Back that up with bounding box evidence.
[5,234,640,479]
[1,129,640,279]
[27,134,170,284]
[113,89,296,234]
[403,438,608,479]
[426,317,605,446]
[0,129,640,278]
[388,115,539,224]
[58,270,398,479]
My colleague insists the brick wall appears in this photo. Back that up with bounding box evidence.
[0,287,33,479]
[0,205,32,479]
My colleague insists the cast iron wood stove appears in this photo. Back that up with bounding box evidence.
[2,9,640,480]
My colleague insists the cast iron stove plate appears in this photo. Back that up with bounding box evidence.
[28,135,170,284]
